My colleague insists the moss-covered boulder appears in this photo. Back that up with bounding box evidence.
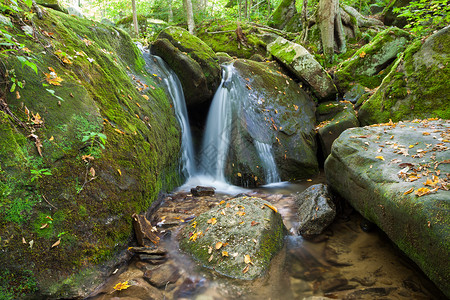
[224,59,318,186]
[267,37,338,101]
[196,20,269,59]
[316,101,360,159]
[0,7,181,299]
[324,120,450,297]
[358,26,450,125]
[267,0,297,30]
[179,196,286,280]
[36,0,67,13]
[334,27,412,93]
[151,26,220,107]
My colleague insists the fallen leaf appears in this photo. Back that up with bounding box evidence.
[237,172,242,177]
[244,254,252,264]
[215,242,223,249]
[263,203,278,213]
[251,221,259,226]
[207,217,217,225]
[22,237,26,244]
[142,95,149,100]
[117,169,122,176]
[359,51,366,58]
[208,246,213,254]
[89,167,95,178]
[403,187,414,195]
[219,200,225,205]
[113,281,131,291]
[375,156,385,161]
[208,254,213,262]
[51,238,61,248]
[29,240,34,248]
[415,187,431,197]
[222,251,228,257]
[243,264,250,273]
[40,223,48,229]
[236,211,246,216]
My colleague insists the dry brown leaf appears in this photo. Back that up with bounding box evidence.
[243,264,250,274]
[51,238,61,248]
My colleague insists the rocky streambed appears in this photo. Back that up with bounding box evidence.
[87,179,445,300]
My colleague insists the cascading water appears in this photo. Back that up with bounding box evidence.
[141,51,196,178]
[197,64,235,181]
[254,141,281,184]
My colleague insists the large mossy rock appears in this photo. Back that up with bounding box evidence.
[151,26,221,107]
[36,0,67,13]
[196,20,269,59]
[267,37,337,101]
[224,59,318,186]
[179,196,286,280]
[0,9,181,299]
[268,0,297,30]
[324,120,450,297]
[358,26,450,125]
[335,27,412,93]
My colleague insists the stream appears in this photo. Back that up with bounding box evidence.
[88,51,444,299]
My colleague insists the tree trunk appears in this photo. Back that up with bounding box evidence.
[168,0,173,23]
[183,0,196,35]
[132,0,139,37]
[317,0,345,64]
[301,0,308,41]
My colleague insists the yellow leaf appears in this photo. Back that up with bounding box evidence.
[215,241,223,250]
[113,281,131,291]
[219,200,225,205]
[244,254,252,264]
[117,169,122,176]
[409,145,414,148]
[243,264,250,273]
[359,51,366,58]
[222,251,228,257]
[263,203,278,213]
[207,217,217,225]
[403,187,414,195]
[237,172,242,177]
[51,238,61,248]
[415,187,431,197]
[236,211,246,216]
[191,221,197,228]
[142,94,149,100]
[114,128,125,134]
[49,136,54,141]
[375,156,385,161]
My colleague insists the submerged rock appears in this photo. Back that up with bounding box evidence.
[151,26,220,107]
[358,26,450,125]
[335,27,412,93]
[294,184,336,236]
[325,119,450,297]
[179,196,286,280]
[267,37,337,101]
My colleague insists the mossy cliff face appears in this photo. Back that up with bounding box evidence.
[358,26,450,125]
[324,120,450,297]
[226,59,318,186]
[334,27,412,93]
[151,26,220,107]
[196,20,268,59]
[0,6,181,299]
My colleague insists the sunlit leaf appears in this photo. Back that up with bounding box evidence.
[113,281,131,291]
[215,242,223,250]
[222,251,228,257]
[207,217,217,225]
[403,187,414,195]
[375,156,385,161]
[415,187,431,197]
[242,264,250,273]
[51,238,61,248]
[244,254,252,264]
[263,203,278,213]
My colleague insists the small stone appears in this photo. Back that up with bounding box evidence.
[143,264,181,288]
[190,186,215,197]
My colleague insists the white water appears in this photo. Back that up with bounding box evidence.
[146,55,196,178]
[254,141,281,184]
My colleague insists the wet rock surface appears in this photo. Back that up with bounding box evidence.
[325,119,450,297]
[294,184,336,236]
[88,183,445,300]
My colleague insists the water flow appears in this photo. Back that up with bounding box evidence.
[198,64,235,181]
[143,53,196,178]
[254,141,281,184]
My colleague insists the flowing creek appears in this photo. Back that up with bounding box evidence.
[88,53,444,299]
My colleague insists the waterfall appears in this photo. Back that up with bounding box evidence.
[254,141,281,184]
[197,64,235,181]
[142,52,196,178]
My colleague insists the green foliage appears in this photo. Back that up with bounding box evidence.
[0,269,37,300]
[82,131,107,153]
[30,168,52,183]
[394,0,450,36]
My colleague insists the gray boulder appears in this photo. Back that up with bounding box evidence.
[179,196,286,280]
[224,59,318,186]
[325,120,450,297]
[267,37,337,101]
[295,184,336,236]
[151,26,221,107]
